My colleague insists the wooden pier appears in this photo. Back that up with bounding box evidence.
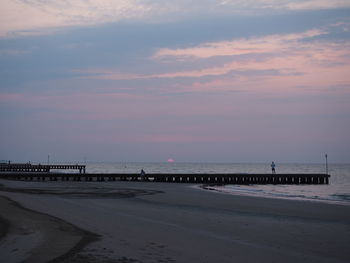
[0,172,330,185]
[0,163,86,174]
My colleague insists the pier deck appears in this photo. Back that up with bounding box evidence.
[0,172,330,185]
[0,163,86,174]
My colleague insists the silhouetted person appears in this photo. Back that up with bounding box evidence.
[271,161,276,174]
[140,169,146,180]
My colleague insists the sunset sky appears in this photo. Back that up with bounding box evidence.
[1,1,349,163]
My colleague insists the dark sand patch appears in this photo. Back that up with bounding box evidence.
[0,214,10,240]
[0,195,99,262]
[58,253,140,263]
[0,184,163,198]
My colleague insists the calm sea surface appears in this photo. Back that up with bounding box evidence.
[76,162,350,205]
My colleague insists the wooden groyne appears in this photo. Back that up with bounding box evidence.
[0,172,330,185]
[0,163,86,174]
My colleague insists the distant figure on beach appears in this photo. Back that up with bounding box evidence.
[140,169,146,180]
[271,161,276,174]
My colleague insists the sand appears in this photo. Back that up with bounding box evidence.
[0,179,350,263]
[0,195,98,263]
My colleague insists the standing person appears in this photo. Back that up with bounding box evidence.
[271,161,276,174]
[140,169,146,180]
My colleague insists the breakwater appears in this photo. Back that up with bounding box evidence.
[0,172,329,185]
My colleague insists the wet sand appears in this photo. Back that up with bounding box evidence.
[0,179,350,263]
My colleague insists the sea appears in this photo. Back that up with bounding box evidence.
[68,162,350,205]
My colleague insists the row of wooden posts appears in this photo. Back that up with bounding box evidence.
[0,164,86,174]
[0,172,330,185]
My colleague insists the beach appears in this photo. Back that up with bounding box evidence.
[0,179,350,263]
[0,195,98,263]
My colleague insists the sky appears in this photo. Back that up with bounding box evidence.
[0,0,350,163]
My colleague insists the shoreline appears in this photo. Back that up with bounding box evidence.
[199,183,350,206]
[1,179,350,262]
[0,195,99,263]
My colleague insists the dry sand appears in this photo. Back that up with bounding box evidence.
[0,179,350,263]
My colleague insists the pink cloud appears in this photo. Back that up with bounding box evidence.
[286,0,350,10]
[0,0,152,38]
[75,29,350,96]
[153,30,325,59]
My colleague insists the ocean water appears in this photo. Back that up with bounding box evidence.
[81,162,350,205]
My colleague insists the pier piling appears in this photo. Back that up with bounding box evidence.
[0,171,330,185]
